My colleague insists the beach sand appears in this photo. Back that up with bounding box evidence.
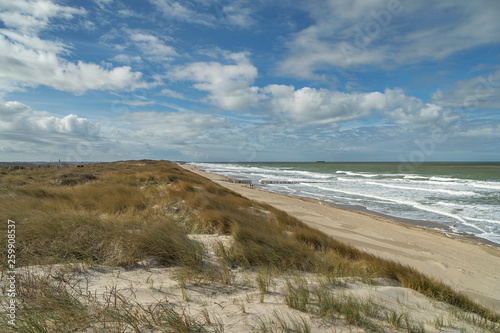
[24,233,491,333]
[180,164,500,310]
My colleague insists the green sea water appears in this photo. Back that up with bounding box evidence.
[195,161,500,244]
[238,162,500,181]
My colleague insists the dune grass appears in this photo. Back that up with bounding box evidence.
[1,160,499,332]
[0,161,204,268]
[255,311,311,333]
[2,269,222,332]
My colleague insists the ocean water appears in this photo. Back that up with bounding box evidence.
[192,162,500,245]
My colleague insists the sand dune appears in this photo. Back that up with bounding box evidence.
[21,233,497,332]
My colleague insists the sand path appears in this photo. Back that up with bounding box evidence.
[181,164,500,310]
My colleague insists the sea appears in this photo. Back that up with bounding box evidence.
[191,162,500,246]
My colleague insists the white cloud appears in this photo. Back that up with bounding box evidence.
[262,85,386,124]
[103,29,177,63]
[0,0,147,94]
[149,0,256,29]
[0,34,146,93]
[112,100,156,107]
[279,0,500,78]
[91,111,233,161]
[221,1,255,28]
[170,54,461,132]
[93,0,114,8]
[117,9,136,17]
[380,88,462,133]
[431,69,500,110]
[112,111,229,143]
[0,99,233,161]
[261,85,461,132]
[111,54,143,64]
[170,52,261,110]
[388,102,460,129]
[461,123,500,138]
[0,100,100,138]
[0,29,65,53]
[149,0,215,27]
[159,88,186,100]
[129,32,177,61]
[0,0,86,33]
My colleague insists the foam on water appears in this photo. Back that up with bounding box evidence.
[470,182,500,190]
[403,175,429,180]
[365,181,478,196]
[336,171,379,177]
[192,162,500,245]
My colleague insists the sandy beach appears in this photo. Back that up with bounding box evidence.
[181,164,500,310]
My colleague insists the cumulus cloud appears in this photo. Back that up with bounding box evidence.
[0,101,106,162]
[0,99,233,161]
[378,88,462,134]
[170,54,461,133]
[0,100,100,140]
[0,35,145,93]
[0,0,146,94]
[387,101,460,130]
[262,85,386,124]
[261,85,461,133]
[170,52,261,110]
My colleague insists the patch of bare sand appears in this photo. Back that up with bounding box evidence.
[18,234,497,332]
[180,164,500,311]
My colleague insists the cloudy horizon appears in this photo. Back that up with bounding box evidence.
[1,0,499,162]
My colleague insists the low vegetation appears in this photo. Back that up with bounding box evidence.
[0,160,499,332]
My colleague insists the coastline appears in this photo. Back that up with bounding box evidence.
[321,201,500,248]
[180,163,500,310]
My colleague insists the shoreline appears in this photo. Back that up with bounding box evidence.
[194,164,500,248]
[180,163,500,310]
[259,183,500,249]
[305,197,500,249]
[189,162,500,248]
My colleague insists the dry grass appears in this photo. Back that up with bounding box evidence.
[1,160,499,332]
[0,161,204,268]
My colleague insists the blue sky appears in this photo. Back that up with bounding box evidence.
[1,0,499,162]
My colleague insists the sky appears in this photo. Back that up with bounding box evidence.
[0,0,500,162]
